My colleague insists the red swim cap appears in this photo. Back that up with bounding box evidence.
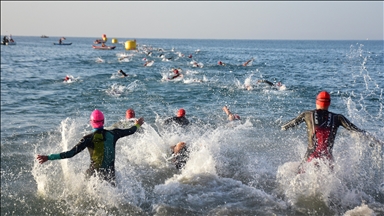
[177,108,186,117]
[126,109,135,119]
[90,109,104,128]
[316,91,331,107]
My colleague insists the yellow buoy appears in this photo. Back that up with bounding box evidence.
[125,40,136,50]
[112,38,118,44]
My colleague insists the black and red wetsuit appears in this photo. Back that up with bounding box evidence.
[281,109,366,162]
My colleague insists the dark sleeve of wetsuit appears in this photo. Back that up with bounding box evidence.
[264,80,274,86]
[171,74,180,79]
[109,125,138,139]
[335,114,384,146]
[48,134,92,160]
[121,71,128,77]
[281,111,307,130]
[337,114,365,133]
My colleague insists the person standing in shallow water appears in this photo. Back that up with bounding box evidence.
[36,109,144,187]
[281,91,383,171]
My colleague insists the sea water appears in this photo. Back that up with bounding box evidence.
[1,36,383,215]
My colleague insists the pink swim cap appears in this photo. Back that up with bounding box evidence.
[90,109,104,128]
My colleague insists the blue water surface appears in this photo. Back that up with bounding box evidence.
[1,36,383,215]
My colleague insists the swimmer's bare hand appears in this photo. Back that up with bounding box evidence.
[135,117,144,126]
[37,155,48,164]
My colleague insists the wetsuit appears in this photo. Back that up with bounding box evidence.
[119,70,128,77]
[170,73,181,80]
[170,146,190,170]
[260,80,274,87]
[281,109,366,162]
[107,119,144,135]
[47,125,139,186]
[164,116,190,127]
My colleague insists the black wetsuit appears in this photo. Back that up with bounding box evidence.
[120,71,128,77]
[164,116,190,126]
[282,109,366,162]
[260,80,274,86]
[170,146,190,170]
[47,125,139,186]
[170,73,181,80]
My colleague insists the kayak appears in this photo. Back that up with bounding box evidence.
[53,43,72,45]
[92,45,116,50]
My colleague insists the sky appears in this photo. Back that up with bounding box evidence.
[1,1,383,40]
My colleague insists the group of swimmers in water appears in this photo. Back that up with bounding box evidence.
[52,44,383,187]
[37,90,383,187]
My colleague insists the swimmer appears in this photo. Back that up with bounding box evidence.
[37,109,144,187]
[281,91,383,172]
[108,109,139,130]
[257,79,274,87]
[243,58,254,66]
[144,60,154,67]
[164,108,190,127]
[168,141,189,170]
[118,69,128,77]
[222,106,241,121]
[169,68,182,80]
[63,75,73,82]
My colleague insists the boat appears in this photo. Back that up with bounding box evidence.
[6,41,16,45]
[92,45,116,50]
[41,35,49,38]
[1,35,16,45]
[53,42,72,45]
